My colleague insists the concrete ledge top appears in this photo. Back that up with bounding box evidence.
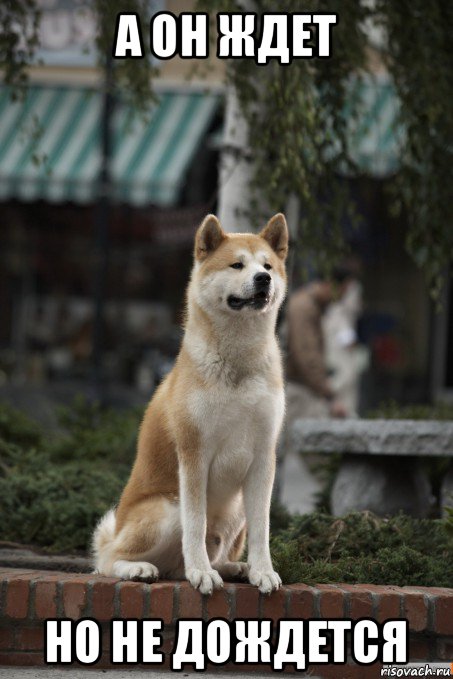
[0,547,91,573]
[291,418,453,456]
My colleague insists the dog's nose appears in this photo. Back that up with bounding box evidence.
[254,272,271,288]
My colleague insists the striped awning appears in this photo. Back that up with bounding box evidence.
[345,74,403,177]
[0,86,220,206]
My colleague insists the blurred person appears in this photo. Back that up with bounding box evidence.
[274,269,353,509]
[285,269,353,423]
[323,279,369,416]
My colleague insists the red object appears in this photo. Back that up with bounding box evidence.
[373,334,404,369]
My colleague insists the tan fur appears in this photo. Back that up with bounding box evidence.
[93,213,289,594]
[228,525,247,562]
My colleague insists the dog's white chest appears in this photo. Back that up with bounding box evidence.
[188,377,284,503]
[189,375,279,439]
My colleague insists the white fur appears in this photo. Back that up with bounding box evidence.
[112,560,159,581]
[92,508,116,574]
[93,500,185,580]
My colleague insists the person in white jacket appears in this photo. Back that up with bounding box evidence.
[323,279,369,417]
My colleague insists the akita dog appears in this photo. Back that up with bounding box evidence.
[93,213,288,594]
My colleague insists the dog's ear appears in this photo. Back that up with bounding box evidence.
[259,213,289,260]
[195,214,226,261]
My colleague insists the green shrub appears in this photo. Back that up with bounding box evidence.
[0,442,125,552]
[270,511,453,587]
[0,399,140,552]
[0,402,43,448]
[49,396,140,464]
[367,400,453,421]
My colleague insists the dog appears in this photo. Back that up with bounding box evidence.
[92,212,288,595]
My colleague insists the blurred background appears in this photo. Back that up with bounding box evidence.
[0,0,451,420]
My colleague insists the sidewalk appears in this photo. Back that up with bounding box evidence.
[0,670,290,678]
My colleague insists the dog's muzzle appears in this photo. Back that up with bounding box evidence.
[227,273,272,310]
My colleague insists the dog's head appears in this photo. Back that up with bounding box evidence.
[191,213,288,317]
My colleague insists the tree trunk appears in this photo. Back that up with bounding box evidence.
[217,85,255,233]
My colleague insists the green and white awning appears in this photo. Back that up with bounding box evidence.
[345,74,403,177]
[0,86,220,206]
[0,77,402,205]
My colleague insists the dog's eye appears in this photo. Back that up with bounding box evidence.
[264,263,272,271]
[230,262,244,270]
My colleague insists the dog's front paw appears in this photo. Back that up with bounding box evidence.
[248,567,282,594]
[186,568,223,595]
[113,560,159,582]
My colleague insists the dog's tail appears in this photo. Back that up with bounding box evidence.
[91,508,116,574]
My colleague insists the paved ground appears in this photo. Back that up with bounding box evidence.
[0,670,292,678]
[2,667,451,678]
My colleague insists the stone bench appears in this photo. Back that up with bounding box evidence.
[291,419,453,517]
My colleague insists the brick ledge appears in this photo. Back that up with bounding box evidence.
[0,568,452,674]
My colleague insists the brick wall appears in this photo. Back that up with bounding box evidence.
[0,568,452,677]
